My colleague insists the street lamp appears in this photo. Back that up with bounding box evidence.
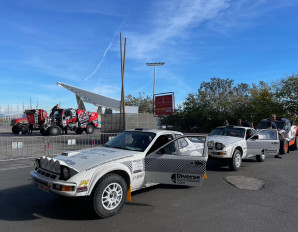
[146,62,165,113]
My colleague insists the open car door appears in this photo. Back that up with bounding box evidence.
[247,129,280,156]
[145,135,208,186]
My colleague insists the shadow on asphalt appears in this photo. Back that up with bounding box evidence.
[0,182,190,221]
[206,158,263,172]
[0,183,99,221]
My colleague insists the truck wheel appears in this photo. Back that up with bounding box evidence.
[49,126,61,136]
[256,154,265,162]
[75,128,83,134]
[86,124,95,134]
[12,125,20,134]
[279,139,288,154]
[21,125,29,134]
[293,136,298,150]
[229,149,242,171]
[92,174,127,219]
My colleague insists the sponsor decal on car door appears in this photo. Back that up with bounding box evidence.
[247,129,279,156]
[144,135,208,186]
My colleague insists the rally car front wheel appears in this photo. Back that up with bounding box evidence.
[229,149,242,171]
[92,174,127,219]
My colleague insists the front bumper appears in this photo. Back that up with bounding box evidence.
[30,170,77,197]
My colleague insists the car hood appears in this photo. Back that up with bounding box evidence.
[53,146,136,172]
[208,135,243,146]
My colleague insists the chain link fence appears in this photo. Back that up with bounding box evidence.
[0,133,119,161]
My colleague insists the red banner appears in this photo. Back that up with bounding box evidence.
[155,94,174,116]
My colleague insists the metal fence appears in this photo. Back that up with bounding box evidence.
[0,133,119,161]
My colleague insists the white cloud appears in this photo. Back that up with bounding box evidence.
[126,0,231,60]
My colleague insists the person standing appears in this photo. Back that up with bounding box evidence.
[267,114,277,129]
[267,114,281,158]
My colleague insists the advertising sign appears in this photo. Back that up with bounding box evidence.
[154,93,174,116]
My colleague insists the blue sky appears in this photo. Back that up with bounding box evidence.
[0,0,297,114]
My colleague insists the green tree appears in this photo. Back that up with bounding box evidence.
[125,93,153,113]
[275,74,298,121]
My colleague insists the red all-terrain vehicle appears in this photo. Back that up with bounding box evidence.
[40,108,98,136]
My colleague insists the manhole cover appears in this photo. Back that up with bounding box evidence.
[225,176,265,191]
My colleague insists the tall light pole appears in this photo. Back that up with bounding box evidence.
[146,62,165,113]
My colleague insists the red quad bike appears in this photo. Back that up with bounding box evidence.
[258,118,298,154]
[40,108,98,136]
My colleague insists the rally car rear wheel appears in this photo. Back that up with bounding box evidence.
[229,149,242,171]
[293,136,298,150]
[280,139,288,154]
[92,174,127,218]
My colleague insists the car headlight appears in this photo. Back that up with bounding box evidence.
[215,142,224,150]
[62,166,70,180]
[208,140,215,148]
[49,159,55,171]
[54,161,60,174]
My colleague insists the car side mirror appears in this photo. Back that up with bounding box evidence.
[251,135,259,140]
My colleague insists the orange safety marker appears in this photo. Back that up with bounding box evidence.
[126,185,132,202]
[204,172,208,179]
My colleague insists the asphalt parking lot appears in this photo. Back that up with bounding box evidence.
[1,148,298,232]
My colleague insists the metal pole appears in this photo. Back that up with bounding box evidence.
[153,65,156,113]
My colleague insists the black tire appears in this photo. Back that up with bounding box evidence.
[86,124,95,134]
[49,126,61,136]
[256,154,265,162]
[75,128,84,134]
[293,136,298,150]
[12,125,20,134]
[92,174,127,219]
[229,149,242,171]
[20,124,29,134]
[279,139,288,154]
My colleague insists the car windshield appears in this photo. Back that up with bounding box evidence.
[209,127,245,138]
[104,131,156,152]
[258,120,285,130]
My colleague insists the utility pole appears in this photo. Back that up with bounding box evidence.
[30,97,32,109]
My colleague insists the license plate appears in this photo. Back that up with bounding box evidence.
[35,180,50,193]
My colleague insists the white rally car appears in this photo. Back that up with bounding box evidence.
[30,129,208,218]
[208,126,280,171]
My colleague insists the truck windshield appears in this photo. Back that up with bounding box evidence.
[104,131,156,152]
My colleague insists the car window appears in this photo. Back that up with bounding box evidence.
[177,138,188,148]
[147,134,172,154]
[105,131,156,152]
[258,130,278,140]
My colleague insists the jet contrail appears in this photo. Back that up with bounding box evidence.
[84,6,132,81]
